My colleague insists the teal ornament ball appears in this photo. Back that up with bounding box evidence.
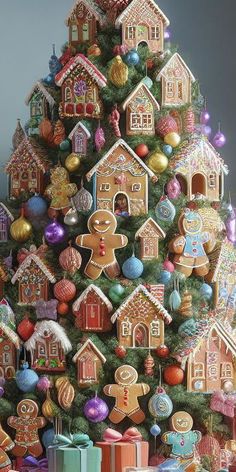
[142,76,153,89]
[150,424,161,437]
[124,49,140,66]
[122,255,144,280]
[148,386,173,420]
[163,144,173,156]
[200,283,213,300]
[159,270,172,284]
[42,428,55,449]
[109,284,125,303]
[155,196,176,222]
[16,362,39,393]
[60,139,70,151]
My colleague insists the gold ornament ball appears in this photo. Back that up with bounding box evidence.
[147,151,168,174]
[65,153,81,173]
[164,132,181,148]
[10,216,32,242]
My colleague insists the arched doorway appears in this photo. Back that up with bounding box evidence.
[133,323,149,347]
[137,24,149,43]
[192,173,207,197]
[176,174,187,195]
[114,192,129,216]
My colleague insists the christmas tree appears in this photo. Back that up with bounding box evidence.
[1,0,235,470]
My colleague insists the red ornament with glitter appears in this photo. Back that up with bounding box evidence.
[53,279,76,302]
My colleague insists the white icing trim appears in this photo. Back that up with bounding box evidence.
[25,320,72,353]
[25,81,56,107]
[72,284,113,313]
[72,338,106,363]
[11,254,56,284]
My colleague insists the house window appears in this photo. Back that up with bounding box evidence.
[86,87,95,102]
[38,344,46,356]
[142,113,153,129]
[71,24,78,41]
[100,183,110,192]
[178,81,183,100]
[50,343,58,356]
[121,319,132,336]
[126,26,136,40]
[65,87,72,102]
[151,26,160,40]
[3,352,10,364]
[193,363,205,378]
[74,133,83,153]
[82,23,89,41]
[132,183,141,192]
[166,82,175,98]
[130,113,152,130]
[21,172,28,180]
[208,173,216,189]
[150,320,160,337]
[221,362,232,378]
[31,100,43,117]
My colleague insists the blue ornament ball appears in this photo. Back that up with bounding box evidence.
[60,140,70,151]
[124,49,140,66]
[162,144,173,156]
[122,255,144,280]
[42,429,55,449]
[109,284,125,303]
[200,283,213,300]
[150,424,161,437]
[148,386,173,420]
[25,195,48,218]
[159,270,172,284]
[16,362,39,393]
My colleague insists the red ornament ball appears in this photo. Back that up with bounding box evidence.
[156,115,178,138]
[17,316,35,341]
[135,143,149,159]
[186,201,198,210]
[156,344,170,358]
[54,279,76,302]
[115,345,127,359]
[163,365,184,386]
[57,302,69,316]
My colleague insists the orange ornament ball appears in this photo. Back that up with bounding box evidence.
[156,344,170,358]
[163,365,184,386]
[57,302,69,316]
[135,143,149,159]
[54,279,76,302]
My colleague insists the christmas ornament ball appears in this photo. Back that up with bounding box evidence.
[164,132,181,148]
[223,380,234,393]
[37,376,51,392]
[200,283,213,300]
[163,365,184,386]
[42,428,55,449]
[159,270,172,284]
[54,279,76,302]
[17,316,35,341]
[25,195,48,218]
[88,44,101,56]
[10,214,33,242]
[163,259,175,273]
[59,139,70,151]
[213,130,226,148]
[0,387,4,398]
[150,424,161,437]
[44,220,66,245]
[84,396,109,423]
[156,345,170,358]
[16,363,39,393]
[148,386,173,420]
[163,144,173,156]
[124,49,140,66]
[122,255,144,279]
[147,151,168,174]
[135,143,149,158]
[115,345,127,359]
[109,283,125,303]
[65,153,81,173]
[57,302,69,316]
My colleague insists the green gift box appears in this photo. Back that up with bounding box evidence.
[54,433,102,472]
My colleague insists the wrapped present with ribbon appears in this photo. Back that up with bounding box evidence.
[19,456,48,472]
[96,427,149,472]
[49,433,101,472]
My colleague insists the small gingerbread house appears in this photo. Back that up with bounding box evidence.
[156,53,195,107]
[25,81,56,134]
[111,284,172,349]
[55,53,107,119]
[0,324,20,379]
[72,284,113,332]
[65,0,106,46]
[115,0,169,53]
[72,338,106,387]
[174,319,236,394]
[25,320,72,372]
[0,204,14,242]
[86,139,154,216]
[135,217,166,260]
[68,122,91,156]
[11,254,56,306]
[5,138,50,198]
[169,136,228,201]
[121,82,160,136]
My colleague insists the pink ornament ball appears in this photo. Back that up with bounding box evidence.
[166,176,181,199]
[84,395,109,423]
[163,259,175,273]
[37,376,51,392]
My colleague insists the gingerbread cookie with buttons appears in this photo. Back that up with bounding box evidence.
[162,411,201,460]
[76,209,128,280]
[103,365,150,424]
[8,399,46,458]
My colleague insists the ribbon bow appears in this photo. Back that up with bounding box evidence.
[103,427,142,444]
[55,433,93,449]
[35,299,58,321]
[23,456,48,470]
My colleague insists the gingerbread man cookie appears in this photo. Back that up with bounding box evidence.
[103,365,150,424]
[44,166,77,218]
[162,411,201,460]
[8,399,46,458]
[76,209,128,280]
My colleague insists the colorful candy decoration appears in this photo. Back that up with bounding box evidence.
[95,123,106,152]
[163,365,184,386]
[162,411,201,460]
[155,196,176,223]
[148,386,173,420]
[15,362,39,393]
[144,352,155,376]
[166,176,181,199]
[55,376,75,411]
[84,393,109,423]
[59,243,82,275]
[122,254,144,280]
[147,151,168,174]
[53,279,76,302]
[109,56,128,87]
[10,208,32,242]
[108,103,121,138]
[44,219,67,244]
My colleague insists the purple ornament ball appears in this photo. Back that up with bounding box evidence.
[0,387,4,398]
[37,376,51,392]
[0,377,6,388]
[226,211,236,243]
[200,110,210,125]
[164,29,171,41]
[44,220,66,245]
[202,125,212,138]
[213,131,226,148]
[84,395,109,423]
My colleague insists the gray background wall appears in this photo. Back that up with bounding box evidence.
[0,0,235,200]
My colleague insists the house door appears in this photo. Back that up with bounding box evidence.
[206,351,220,391]
[85,304,100,329]
[133,324,149,347]
[114,193,129,216]
[143,238,156,258]
[137,24,149,43]
[20,171,29,192]
[80,355,96,381]
[192,173,207,197]
[74,133,84,154]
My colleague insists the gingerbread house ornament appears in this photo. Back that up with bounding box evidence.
[156,53,196,107]
[72,284,113,332]
[115,0,169,53]
[5,137,50,198]
[174,319,236,394]
[0,203,14,242]
[111,284,172,349]
[135,217,166,260]
[55,53,107,119]
[65,0,106,46]
[68,121,91,156]
[121,82,160,136]
[25,320,72,372]
[25,81,56,135]
[86,139,154,216]
[169,136,228,201]
[72,338,106,387]
[0,300,20,379]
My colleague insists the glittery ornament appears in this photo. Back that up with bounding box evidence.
[95,123,106,152]
[10,208,32,242]
[159,270,172,284]
[84,394,109,423]
[148,386,173,420]
[65,153,81,173]
[212,122,226,148]
[55,376,75,411]
[37,376,51,392]
[115,345,127,358]
[87,44,101,56]
[135,143,149,158]
[17,315,35,341]
[147,151,168,174]
[150,424,161,437]
[59,243,82,275]
[155,196,176,222]
[166,176,181,199]
[200,283,213,300]
[109,56,128,87]
[124,49,140,66]
[177,291,193,317]
[108,104,121,138]
[163,365,184,386]
[64,206,79,226]
[44,220,67,245]
[73,185,93,212]
[54,279,76,302]
[25,195,48,219]
[156,115,178,137]
[156,345,170,358]
[16,362,39,393]
[163,259,175,273]
[164,132,181,148]
[122,255,144,279]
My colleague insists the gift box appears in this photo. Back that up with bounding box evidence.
[96,428,149,472]
[19,456,48,472]
[157,459,184,472]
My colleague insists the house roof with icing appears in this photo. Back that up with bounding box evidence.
[115,0,170,27]
[0,203,14,222]
[135,217,166,239]
[111,284,172,324]
[86,139,155,180]
[25,81,56,107]
[122,82,160,111]
[68,122,91,140]
[25,320,72,353]
[72,338,106,363]
[156,53,196,82]
[5,138,50,173]
[0,323,21,349]
[72,284,113,313]
[206,240,236,283]
[11,254,56,284]
[55,53,107,88]
[65,0,106,25]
